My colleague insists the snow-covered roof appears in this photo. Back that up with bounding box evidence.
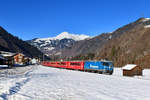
[122,64,137,70]
[0,65,8,67]
[142,18,150,22]
[1,53,16,57]
[0,51,16,57]
[144,25,150,28]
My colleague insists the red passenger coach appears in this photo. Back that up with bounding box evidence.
[57,61,68,68]
[67,61,84,71]
[42,61,84,71]
[51,62,60,67]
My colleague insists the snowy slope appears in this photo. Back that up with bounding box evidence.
[0,65,150,100]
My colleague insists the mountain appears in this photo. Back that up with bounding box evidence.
[27,32,90,56]
[0,26,44,58]
[96,18,150,68]
[27,17,150,68]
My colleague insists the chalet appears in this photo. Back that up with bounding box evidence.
[122,64,143,76]
[0,51,31,66]
[13,53,25,65]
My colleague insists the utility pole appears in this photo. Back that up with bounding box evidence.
[43,53,45,61]
[39,55,41,64]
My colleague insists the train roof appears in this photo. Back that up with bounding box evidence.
[46,60,113,62]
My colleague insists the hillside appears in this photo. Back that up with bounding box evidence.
[97,18,150,68]
[0,26,44,58]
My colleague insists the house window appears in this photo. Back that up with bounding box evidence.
[19,56,23,59]
[19,59,22,62]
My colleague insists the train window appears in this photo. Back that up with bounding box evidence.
[70,62,81,66]
[60,62,66,65]
[102,62,109,66]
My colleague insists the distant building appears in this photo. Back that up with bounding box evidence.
[24,57,31,65]
[0,51,16,66]
[0,51,33,66]
[13,53,25,65]
[31,58,38,64]
[122,64,143,76]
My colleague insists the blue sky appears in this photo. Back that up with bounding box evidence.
[0,0,150,40]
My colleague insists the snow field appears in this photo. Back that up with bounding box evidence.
[0,65,35,100]
[0,65,150,100]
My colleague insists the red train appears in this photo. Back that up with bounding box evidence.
[42,61,114,75]
[42,61,84,71]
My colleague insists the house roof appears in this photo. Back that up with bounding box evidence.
[0,51,16,57]
[122,64,137,70]
[13,53,25,56]
[1,54,15,57]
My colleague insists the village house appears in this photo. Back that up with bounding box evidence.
[24,57,32,65]
[0,51,16,66]
[122,64,143,76]
[0,55,9,68]
[0,51,33,66]
[13,53,25,65]
[31,58,38,64]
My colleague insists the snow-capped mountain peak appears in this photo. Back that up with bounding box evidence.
[34,32,90,42]
[55,32,90,41]
[56,32,69,38]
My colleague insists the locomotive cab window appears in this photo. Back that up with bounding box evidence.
[102,62,109,66]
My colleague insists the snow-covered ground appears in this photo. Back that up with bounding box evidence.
[0,65,150,100]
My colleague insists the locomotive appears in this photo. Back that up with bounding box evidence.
[42,60,114,75]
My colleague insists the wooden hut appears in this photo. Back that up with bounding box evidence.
[122,64,143,76]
